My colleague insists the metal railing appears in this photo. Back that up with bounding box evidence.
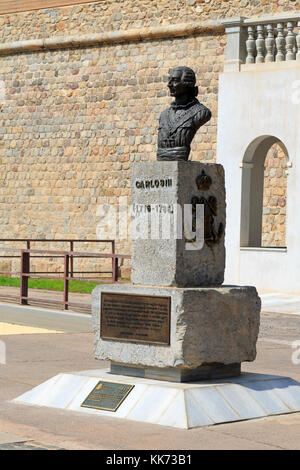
[0,239,131,312]
[0,238,115,278]
[18,248,130,311]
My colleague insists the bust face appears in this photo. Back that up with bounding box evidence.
[167,69,189,97]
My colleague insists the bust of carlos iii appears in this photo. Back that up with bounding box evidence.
[157,66,211,161]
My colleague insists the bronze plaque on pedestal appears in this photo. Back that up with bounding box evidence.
[81,381,134,412]
[100,292,171,345]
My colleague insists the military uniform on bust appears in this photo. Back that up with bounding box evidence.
[157,66,211,162]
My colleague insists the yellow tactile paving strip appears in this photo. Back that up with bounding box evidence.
[0,322,63,335]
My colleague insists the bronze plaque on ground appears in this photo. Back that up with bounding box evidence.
[100,292,171,345]
[81,381,134,412]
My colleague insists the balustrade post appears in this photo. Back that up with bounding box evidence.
[225,15,300,68]
[246,26,256,63]
[265,24,275,62]
[286,21,296,60]
[297,21,300,60]
[256,25,265,63]
[276,23,286,62]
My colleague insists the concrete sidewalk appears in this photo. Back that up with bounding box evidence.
[1,302,300,449]
[2,284,300,316]
[0,301,91,333]
[0,285,92,314]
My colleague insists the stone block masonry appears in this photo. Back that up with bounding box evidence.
[262,143,287,247]
[131,162,225,287]
[0,34,223,271]
[92,282,261,373]
[92,160,261,380]
[0,0,297,271]
[0,1,298,43]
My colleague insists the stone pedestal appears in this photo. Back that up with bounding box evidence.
[12,161,276,432]
[131,161,226,287]
[92,161,260,382]
[92,283,261,381]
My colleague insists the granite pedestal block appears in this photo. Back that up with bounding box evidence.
[131,161,226,287]
[92,283,261,381]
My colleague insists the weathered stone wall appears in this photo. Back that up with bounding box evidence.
[0,34,223,276]
[0,0,298,275]
[262,143,287,247]
[0,0,298,42]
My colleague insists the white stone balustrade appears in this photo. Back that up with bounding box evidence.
[223,14,300,71]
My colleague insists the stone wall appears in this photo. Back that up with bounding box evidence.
[0,0,299,42]
[0,0,298,275]
[262,143,287,248]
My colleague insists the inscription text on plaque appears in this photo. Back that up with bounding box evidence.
[101,293,171,345]
[81,381,134,412]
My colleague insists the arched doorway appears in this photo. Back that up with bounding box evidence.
[240,135,289,248]
[216,66,300,292]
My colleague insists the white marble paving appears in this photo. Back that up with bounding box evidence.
[12,370,300,429]
[12,374,61,405]
[245,381,291,415]
[264,379,300,411]
[215,383,266,419]
[41,374,89,409]
[157,390,187,428]
[184,392,214,428]
[186,387,240,424]
[126,386,179,424]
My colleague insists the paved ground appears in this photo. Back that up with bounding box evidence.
[0,285,92,313]
[2,285,300,316]
[260,293,300,315]
[1,298,300,450]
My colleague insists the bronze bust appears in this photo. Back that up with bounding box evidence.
[157,66,211,161]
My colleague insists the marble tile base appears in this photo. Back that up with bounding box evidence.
[12,369,300,429]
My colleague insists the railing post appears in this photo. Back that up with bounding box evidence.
[111,240,115,280]
[64,254,69,310]
[20,250,29,305]
[112,256,119,283]
[70,241,74,278]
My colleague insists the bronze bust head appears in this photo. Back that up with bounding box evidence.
[157,66,211,162]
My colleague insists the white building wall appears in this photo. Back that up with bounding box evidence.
[216,64,300,293]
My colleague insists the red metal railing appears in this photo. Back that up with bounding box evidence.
[0,239,131,312]
[18,248,130,311]
[0,238,115,278]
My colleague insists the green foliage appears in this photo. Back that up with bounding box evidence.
[0,276,99,294]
